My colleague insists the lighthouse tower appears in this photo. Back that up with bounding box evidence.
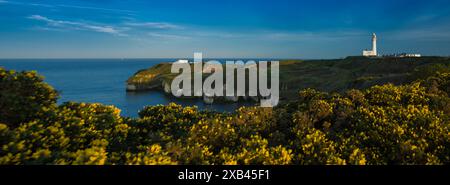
[372,33,377,56]
[363,33,378,57]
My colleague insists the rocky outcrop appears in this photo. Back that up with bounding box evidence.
[163,80,171,94]
[126,83,161,91]
[126,84,137,91]
[203,96,214,104]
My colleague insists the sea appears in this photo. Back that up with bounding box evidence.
[0,59,259,117]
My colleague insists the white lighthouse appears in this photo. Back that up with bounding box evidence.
[363,33,378,57]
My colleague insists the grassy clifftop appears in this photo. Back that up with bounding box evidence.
[279,56,450,100]
[126,57,450,101]
[126,63,175,91]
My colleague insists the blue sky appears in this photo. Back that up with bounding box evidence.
[0,0,450,58]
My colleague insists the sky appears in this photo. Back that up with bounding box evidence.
[0,0,450,59]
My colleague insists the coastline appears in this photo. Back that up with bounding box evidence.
[126,56,450,104]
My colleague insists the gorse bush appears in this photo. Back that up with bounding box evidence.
[0,67,449,165]
[0,68,58,127]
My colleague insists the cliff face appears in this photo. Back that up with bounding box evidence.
[126,57,450,103]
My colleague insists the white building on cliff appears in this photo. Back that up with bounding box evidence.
[363,33,378,57]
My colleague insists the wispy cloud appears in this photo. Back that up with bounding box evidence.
[26,15,187,39]
[28,15,128,36]
[57,4,137,14]
[147,33,190,40]
[125,22,182,29]
[2,1,137,14]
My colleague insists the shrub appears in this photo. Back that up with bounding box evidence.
[0,68,58,127]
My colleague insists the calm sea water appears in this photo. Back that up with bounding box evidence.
[0,59,254,117]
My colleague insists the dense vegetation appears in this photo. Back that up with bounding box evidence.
[1,66,449,165]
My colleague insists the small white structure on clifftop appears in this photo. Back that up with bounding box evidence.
[363,33,378,57]
[176,59,189,63]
